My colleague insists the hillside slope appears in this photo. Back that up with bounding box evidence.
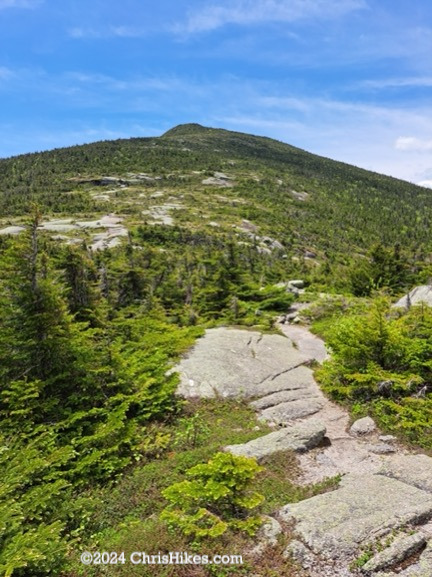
[1,123,431,265]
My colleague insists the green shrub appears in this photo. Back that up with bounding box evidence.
[160,452,264,539]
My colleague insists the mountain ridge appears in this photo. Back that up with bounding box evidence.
[1,123,431,283]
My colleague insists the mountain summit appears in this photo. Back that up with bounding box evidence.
[0,123,430,264]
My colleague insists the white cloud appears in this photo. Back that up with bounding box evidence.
[175,0,367,34]
[395,137,432,152]
[69,25,146,39]
[212,90,432,183]
[0,0,41,8]
[417,180,432,189]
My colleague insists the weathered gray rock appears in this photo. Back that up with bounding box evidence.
[280,474,432,559]
[0,225,26,235]
[288,279,305,289]
[284,539,318,568]
[251,365,317,398]
[259,397,324,424]
[350,416,376,436]
[225,421,326,460]
[362,533,426,573]
[251,515,282,554]
[250,388,315,410]
[175,328,311,399]
[279,323,329,363]
[378,454,432,494]
[410,541,432,576]
[379,435,397,443]
[394,286,432,308]
[367,443,396,454]
[202,176,233,187]
[389,541,432,577]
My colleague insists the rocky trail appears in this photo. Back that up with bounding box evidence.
[175,320,432,577]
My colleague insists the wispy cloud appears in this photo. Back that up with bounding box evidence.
[64,71,185,93]
[175,0,367,34]
[395,136,432,152]
[213,89,432,183]
[69,25,146,39]
[361,77,432,90]
[0,0,42,9]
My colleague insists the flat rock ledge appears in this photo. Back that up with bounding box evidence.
[378,455,432,493]
[225,421,326,460]
[174,327,325,426]
[374,542,432,577]
[362,533,426,573]
[280,473,432,560]
[175,327,312,399]
[174,326,432,576]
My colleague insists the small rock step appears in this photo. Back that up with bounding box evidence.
[225,421,326,460]
[259,397,324,424]
[250,365,317,397]
[367,443,396,454]
[361,533,425,573]
[378,455,432,494]
[250,387,314,409]
[280,473,432,560]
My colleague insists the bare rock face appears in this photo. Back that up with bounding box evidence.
[175,323,432,577]
[225,421,326,460]
[288,279,305,289]
[251,515,282,554]
[284,539,318,569]
[280,473,432,560]
[175,328,312,399]
[258,397,324,424]
[349,416,376,436]
[378,454,432,493]
[394,285,432,308]
[0,225,26,235]
[362,533,426,573]
[367,442,396,454]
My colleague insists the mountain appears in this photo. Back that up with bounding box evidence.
[2,124,432,577]
[0,123,430,289]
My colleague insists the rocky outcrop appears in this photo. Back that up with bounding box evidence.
[0,225,26,235]
[175,327,313,399]
[378,454,432,493]
[394,285,432,308]
[280,473,432,560]
[175,324,432,577]
[362,533,426,573]
[202,172,234,187]
[225,421,326,460]
[251,515,282,555]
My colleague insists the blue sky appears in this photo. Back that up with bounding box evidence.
[1,0,432,185]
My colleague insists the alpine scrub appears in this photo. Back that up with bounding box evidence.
[161,452,264,539]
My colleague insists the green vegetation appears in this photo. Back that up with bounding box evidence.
[317,297,432,448]
[161,453,264,539]
[1,122,432,292]
[0,208,308,576]
[2,123,432,576]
